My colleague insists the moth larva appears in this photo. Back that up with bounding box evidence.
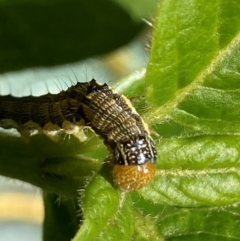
[0,79,157,191]
[80,79,157,191]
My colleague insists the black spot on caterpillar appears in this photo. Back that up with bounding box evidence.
[0,79,157,191]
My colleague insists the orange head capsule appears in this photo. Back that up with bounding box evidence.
[112,136,157,191]
[112,163,156,191]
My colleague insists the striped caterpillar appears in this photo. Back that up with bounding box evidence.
[0,79,157,191]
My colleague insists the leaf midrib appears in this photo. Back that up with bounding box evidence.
[147,31,240,125]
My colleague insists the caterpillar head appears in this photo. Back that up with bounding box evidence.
[112,136,157,191]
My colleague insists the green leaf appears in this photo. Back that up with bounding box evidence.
[140,136,240,207]
[141,0,240,240]
[73,169,134,241]
[0,0,145,72]
[0,129,107,196]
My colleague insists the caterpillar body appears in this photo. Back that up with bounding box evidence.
[0,79,157,191]
[0,81,90,141]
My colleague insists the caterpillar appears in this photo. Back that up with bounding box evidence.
[0,79,157,191]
